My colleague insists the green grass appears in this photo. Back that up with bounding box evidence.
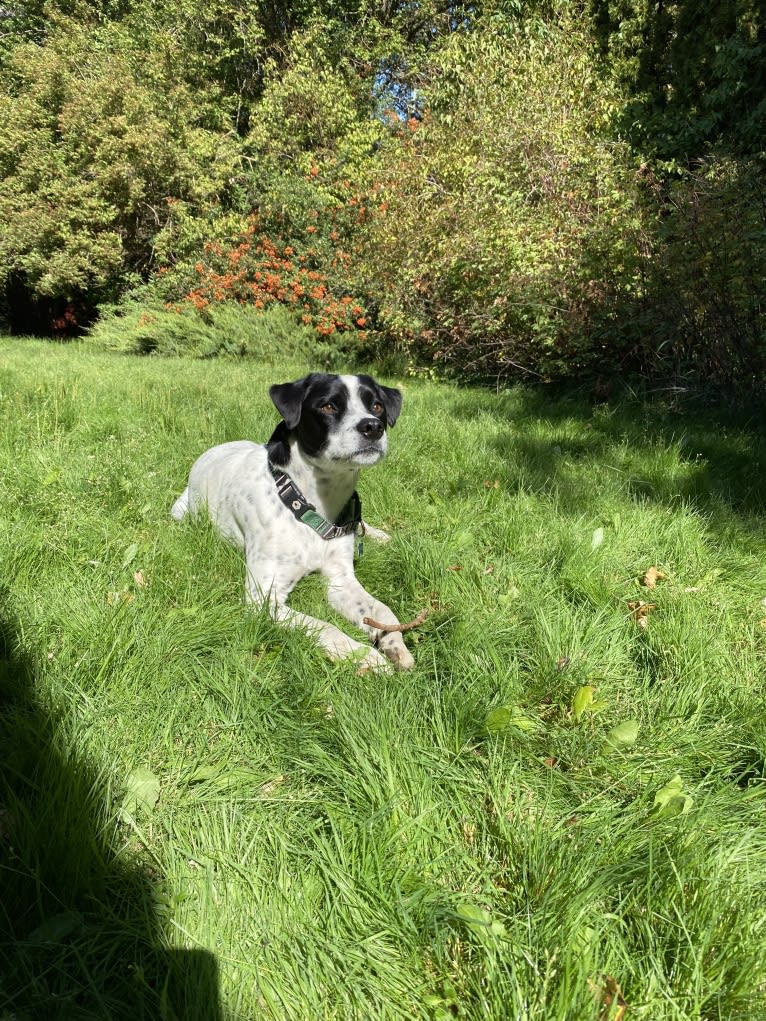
[1,338,765,1021]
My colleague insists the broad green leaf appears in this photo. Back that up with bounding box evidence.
[121,766,160,818]
[187,764,223,785]
[28,911,83,944]
[485,706,539,733]
[510,713,540,733]
[121,542,140,568]
[602,719,639,752]
[456,902,491,927]
[455,902,505,938]
[651,774,693,818]
[573,684,596,720]
[485,706,512,732]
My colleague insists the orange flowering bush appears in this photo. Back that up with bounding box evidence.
[140,145,379,349]
[171,219,368,339]
[172,221,367,336]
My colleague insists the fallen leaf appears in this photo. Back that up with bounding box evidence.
[121,542,140,569]
[603,719,639,752]
[483,479,500,489]
[572,685,595,720]
[120,767,160,820]
[447,565,463,572]
[650,774,693,818]
[28,911,84,945]
[543,756,558,768]
[485,706,540,734]
[455,902,506,938]
[133,570,146,587]
[589,975,627,1020]
[641,566,667,589]
[556,656,571,671]
[627,600,656,628]
[591,527,605,550]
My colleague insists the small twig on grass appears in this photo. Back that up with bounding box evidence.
[363,609,428,634]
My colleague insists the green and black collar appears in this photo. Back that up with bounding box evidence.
[268,460,364,541]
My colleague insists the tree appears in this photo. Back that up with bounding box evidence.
[0,14,237,330]
[589,0,766,161]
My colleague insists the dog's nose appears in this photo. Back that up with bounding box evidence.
[357,417,384,440]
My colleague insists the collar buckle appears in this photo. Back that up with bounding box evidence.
[268,460,362,542]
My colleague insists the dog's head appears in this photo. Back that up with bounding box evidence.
[269,373,402,468]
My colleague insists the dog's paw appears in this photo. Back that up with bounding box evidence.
[354,646,394,675]
[362,523,391,544]
[387,645,415,671]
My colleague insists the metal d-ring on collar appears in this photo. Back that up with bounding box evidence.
[267,460,364,542]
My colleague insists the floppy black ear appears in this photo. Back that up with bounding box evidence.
[269,377,310,429]
[378,384,403,427]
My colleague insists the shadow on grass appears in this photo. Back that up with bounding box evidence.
[0,595,223,1021]
[447,386,765,525]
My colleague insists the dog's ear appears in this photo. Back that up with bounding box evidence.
[269,378,309,429]
[377,384,403,427]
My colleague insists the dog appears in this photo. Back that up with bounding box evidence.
[171,373,415,672]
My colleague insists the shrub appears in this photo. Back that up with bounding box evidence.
[87,301,352,367]
[0,14,238,329]
[358,13,646,382]
[624,158,766,386]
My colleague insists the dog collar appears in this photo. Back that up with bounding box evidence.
[268,461,364,541]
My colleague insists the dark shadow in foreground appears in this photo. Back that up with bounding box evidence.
[0,594,223,1021]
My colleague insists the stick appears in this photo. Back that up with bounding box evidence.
[363,608,428,634]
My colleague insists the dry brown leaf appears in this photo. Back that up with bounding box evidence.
[447,564,463,572]
[641,566,667,589]
[483,479,500,489]
[627,600,656,628]
[259,774,286,795]
[133,570,147,587]
[589,975,628,1021]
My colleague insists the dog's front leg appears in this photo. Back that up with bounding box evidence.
[325,570,415,671]
[244,558,391,672]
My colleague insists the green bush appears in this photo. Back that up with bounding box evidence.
[87,300,355,367]
[625,158,766,386]
[0,13,237,321]
[358,13,646,381]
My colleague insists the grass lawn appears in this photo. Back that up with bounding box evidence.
[1,337,765,1020]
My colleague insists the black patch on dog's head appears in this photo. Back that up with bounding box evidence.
[356,374,402,427]
[267,374,347,461]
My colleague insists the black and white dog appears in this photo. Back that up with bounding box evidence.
[171,373,414,672]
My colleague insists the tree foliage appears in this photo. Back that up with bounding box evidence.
[358,14,647,380]
[1,0,765,387]
[0,12,238,326]
[590,0,766,162]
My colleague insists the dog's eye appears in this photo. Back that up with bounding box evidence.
[319,402,335,414]
[371,401,384,415]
